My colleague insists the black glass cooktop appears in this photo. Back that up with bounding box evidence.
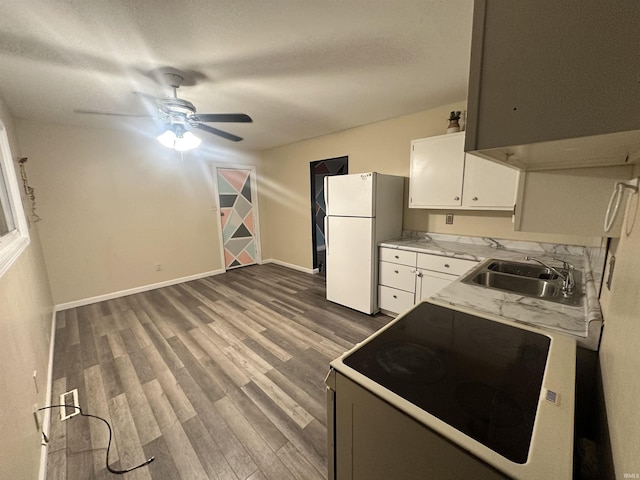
[343,302,550,463]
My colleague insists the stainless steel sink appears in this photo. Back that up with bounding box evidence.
[461,259,582,306]
[486,260,558,280]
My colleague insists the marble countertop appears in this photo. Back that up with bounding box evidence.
[379,233,603,350]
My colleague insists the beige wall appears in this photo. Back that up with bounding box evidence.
[0,99,54,479]
[261,101,603,270]
[17,120,263,305]
[516,167,634,238]
[18,101,603,306]
[598,184,640,476]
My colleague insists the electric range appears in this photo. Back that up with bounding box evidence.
[326,300,576,479]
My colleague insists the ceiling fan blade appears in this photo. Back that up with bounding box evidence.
[194,123,243,142]
[195,113,253,123]
[75,109,153,118]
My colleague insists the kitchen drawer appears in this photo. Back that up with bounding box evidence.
[379,261,416,292]
[417,253,477,276]
[379,247,417,266]
[378,286,415,315]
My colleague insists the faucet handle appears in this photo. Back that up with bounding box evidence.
[552,257,577,295]
[551,257,574,271]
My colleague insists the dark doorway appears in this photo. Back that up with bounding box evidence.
[310,156,348,276]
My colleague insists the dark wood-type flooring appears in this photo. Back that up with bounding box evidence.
[47,263,392,480]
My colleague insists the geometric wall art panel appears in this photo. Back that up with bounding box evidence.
[217,167,258,269]
[223,210,243,239]
[233,195,252,220]
[312,158,347,250]
[225,237,252,256]
[310,156,348,275]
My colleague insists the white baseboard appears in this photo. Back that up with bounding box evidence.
[38,310,57,480]
[54,269,225,311]
[261,258,317,274]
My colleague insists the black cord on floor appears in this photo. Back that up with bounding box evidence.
[38,404,155,475]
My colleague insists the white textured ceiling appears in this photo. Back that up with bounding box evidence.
[0,1,473,151]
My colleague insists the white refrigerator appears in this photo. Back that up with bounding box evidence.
[324,172,404,314]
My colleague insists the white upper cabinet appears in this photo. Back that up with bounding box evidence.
[409,133,464,207]
[462,152,519,208]
[409,132,518,210]
[465,0,640,171]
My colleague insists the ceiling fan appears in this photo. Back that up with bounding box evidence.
[77,72,252,145]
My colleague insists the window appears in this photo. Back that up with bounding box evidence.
[0,120,29,277]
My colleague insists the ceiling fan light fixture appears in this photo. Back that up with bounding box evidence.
[174,131,201,151]
[156,126,201,151]
[157,128,177,148]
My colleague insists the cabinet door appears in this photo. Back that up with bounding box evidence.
[409,133,465,208]
[466,1,640,154]
[418,271,458,301]
[461,153,519,209]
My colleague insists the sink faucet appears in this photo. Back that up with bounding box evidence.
[524,256,576,296]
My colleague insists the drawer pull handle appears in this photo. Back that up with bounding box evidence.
[393,295,397,299]
[444,264,450,268]
[394,255,399,259]
[472,196,478,201]
[454,196,460,201]
[394,270,399,274]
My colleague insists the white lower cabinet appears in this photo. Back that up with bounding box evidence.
[416,253,478,276]
[379,261,416,293]
[378,248,418,315]
[378,286,416,315]
[378,247,478,316]
[418,271,459,301]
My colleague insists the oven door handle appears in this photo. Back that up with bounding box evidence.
[325,369,336,480]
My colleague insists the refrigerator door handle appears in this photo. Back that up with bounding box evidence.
[324,175,330,216]
[324,216,329,255]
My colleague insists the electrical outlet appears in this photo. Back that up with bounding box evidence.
[445,213,454,225]
[60,389,80,421]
